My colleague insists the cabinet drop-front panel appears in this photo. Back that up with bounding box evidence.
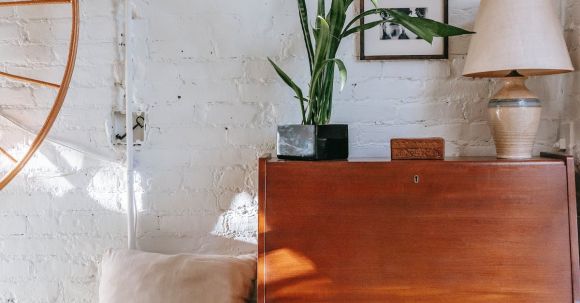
[258,158,579,303]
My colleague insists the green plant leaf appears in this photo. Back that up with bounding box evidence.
[297,0,314,74]
[293,95,309,102]
[333,58,347,91]
[316,0,325,29]
[268,58,307,124]
[327,0,346,56]
[329,0,345,30]
[415,17,474,37]
[327,0,344,37]
[308,16,333,125]
[344,8,383,34]
[311,59,347,95]
[268,0,473,126]
[341,19,385,38]
[317,0,325,17]
[313,16,331,72]
[388,9,474,43]
[387,9,433,42]
[311,59,344,125]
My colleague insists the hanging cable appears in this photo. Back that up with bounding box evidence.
[0,112,122,166]
[125,0,137,250]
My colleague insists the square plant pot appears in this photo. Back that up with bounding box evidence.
[277,124,349,160]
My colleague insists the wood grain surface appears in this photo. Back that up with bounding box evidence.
[258,158,578,302]
[391,138,445,160]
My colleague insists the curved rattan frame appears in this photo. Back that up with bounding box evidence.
[0,0,79,190]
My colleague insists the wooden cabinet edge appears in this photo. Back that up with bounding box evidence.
[258,157,268,302]
[541,153,580,301]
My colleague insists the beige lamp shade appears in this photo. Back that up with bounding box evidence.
[463,0,574,78]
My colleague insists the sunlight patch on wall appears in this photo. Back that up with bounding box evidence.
[212,191,258,245]
[87,167,145,213]
[24,152,75,197]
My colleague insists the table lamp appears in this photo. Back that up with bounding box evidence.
[463,0,573,159]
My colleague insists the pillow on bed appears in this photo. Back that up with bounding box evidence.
[99,249,256,303]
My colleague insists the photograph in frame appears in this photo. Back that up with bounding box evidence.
[359,0,449,60]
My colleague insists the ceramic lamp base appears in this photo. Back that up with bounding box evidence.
[488,76,541,159]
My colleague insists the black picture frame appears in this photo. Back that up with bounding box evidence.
[359,0,449,60]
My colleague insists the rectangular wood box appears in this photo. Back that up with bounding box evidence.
[258,155,580,303]
[391,137,445,160]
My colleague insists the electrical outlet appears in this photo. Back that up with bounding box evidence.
[113,111,145,146]
[559,121,575,152]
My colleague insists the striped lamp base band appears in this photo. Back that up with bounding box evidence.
[489,98,541,108]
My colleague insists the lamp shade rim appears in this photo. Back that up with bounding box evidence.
[462,0,573,79]
[463,68,574,78]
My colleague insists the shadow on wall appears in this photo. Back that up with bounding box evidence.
[85,163,258,255]
[136,190,258,255]
[0,144,258,302]
[1,140,259,255]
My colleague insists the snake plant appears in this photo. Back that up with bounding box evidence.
[269,0,472,125]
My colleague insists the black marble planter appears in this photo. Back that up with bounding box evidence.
[277,124,349,160]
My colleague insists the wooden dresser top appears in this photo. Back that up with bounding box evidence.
[265,156,565,164]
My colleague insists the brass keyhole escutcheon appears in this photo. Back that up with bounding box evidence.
[414,175,420,184]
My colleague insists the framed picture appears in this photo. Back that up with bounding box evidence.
[359,0,448,60]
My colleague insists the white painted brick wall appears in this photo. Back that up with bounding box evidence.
[0,0,570,301]
[563,0,580,168]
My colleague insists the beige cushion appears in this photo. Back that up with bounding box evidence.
[99,249,256,303]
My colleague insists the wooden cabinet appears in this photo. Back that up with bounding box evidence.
[258,155,580,303]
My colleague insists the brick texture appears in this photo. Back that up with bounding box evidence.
[0,0,569,301]
[563,0,580,168]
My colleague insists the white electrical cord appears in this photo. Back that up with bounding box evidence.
[0,112,122,166]
[125,0,137,250]
[1,0,136,250]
